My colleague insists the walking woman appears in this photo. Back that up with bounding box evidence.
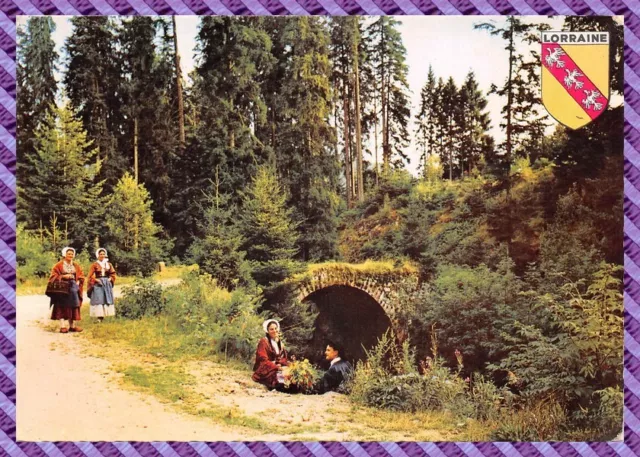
[87,248,116,322]
[48,247,84,333]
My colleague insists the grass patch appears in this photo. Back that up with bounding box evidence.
[303,260,418,276]
[190,405,320,435]
[334,405,490,441]
[121,365,199,403]
[18,277,49,296]
[155,264,198,281]
[82,310,224,363]
[117,363,318,436]
[17,264,194,296]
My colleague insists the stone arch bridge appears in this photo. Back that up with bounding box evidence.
[286,263,419,362]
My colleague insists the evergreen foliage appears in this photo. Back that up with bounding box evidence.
[104,173,167,276]
[364,17,411,170]
[188,190,252,290]
[24,104,104,248]
[16,17,623,440]
[266,17,341,261]
[17,17,58,225]
[240,166,299,287]
[64,17,127,192]
[119,17,180,236]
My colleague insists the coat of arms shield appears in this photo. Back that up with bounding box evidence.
[541,31,610,129]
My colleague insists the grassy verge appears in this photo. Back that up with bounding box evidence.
[17,264,195,296]
[80,314,321,436]
[65,303,492,440]
[117,364,288,432]
[331,406,490,441]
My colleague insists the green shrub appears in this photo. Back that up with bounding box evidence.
[469,374,505,421]
[163,270,265,361]
[412,261,521,373]
[490,397,568,441]
[188,234,253,290]
[107,241,166,277]
[349,331,472,416]
[493,263,622,405]
[593,387,623,437]
[117,278,165,319]
[16,225,56,282]
[416,363,471,415]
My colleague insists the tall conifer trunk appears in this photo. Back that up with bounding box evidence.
[343,81,353,207]
[173,16,185,150]
[353,18,364,202]
[505,18,514,256]
[134,117,139,183]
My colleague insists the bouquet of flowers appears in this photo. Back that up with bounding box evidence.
[283,359,319,394]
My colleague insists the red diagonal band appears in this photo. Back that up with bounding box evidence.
[541,43,608,120]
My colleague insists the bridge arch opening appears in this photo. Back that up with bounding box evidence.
[302,285,392,366]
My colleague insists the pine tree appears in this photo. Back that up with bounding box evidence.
[64,17,127,192]
[365,17,411,171]
[475,17,549,170]
[25,104,104,248]
[352,17,365,203]
[458,71,491,176]
[330,17,354,207]
[17,17,58,226]
[172,17,274,254]
[188,168,251,290]
[104,173,166,276]
[331,17,365,206]
[415,66,438,179]
[263,17,341,261]
[119,17,179,238]
[172,15,186,149]
[475,17,551,256]
[240,166,298,287]
[432,77,446,173]
[440,77,459,180]
[119,16,156,183]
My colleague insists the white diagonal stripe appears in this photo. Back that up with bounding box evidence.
[532,443,562,457]
[0,391,15,421]
[0,429,28,457]
[303,442,335,457]
[151,442,182,457]
[625,216,640,247]
[353,0,386,14]
[625,140,640,170]
[418,443,448,457]
[494,443,522,457]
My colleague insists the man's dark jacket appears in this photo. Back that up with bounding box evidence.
[319,359,353,393]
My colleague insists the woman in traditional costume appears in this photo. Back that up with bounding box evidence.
[48,247,84,333]
[87,248,116,322]
[252,319,289,389]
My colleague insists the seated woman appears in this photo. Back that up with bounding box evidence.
[252,319,289,389]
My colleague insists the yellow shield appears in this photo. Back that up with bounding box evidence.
[541,31,610,130]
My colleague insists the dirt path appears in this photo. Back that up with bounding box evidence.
[17,285,450,442]
[17,284,257,441]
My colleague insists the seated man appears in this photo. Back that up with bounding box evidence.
[317,342,352,394]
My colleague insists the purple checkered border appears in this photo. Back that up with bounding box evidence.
[0,2,637,456]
